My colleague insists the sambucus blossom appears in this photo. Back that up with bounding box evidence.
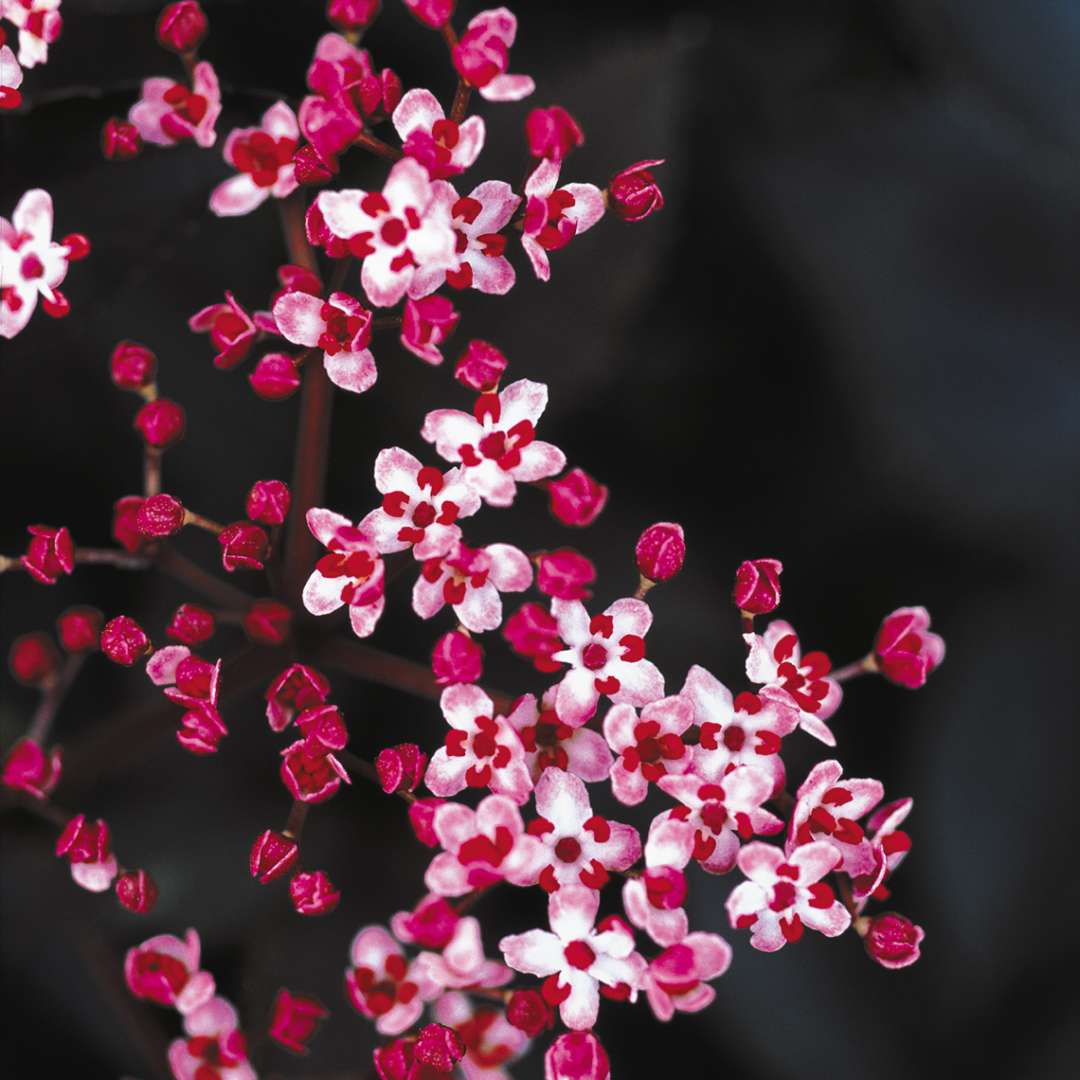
[520,158,605,282]
[129,61,220,148]
[210,101,300,217]
[393,87,485,179]
[346,925,441,1035]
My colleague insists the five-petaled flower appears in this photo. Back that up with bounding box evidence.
[346,925,440,1035]
[5,0,62,69]
[520,158,605,282]
[413,914,512,991]
[393,87,485,179]
[621,818,693,946]
[603,695,694,807]
[210,101,300,217]
[504,689,613,784]
[188,291,257,369]
[643,933,732,1022]
[128,61,221,148]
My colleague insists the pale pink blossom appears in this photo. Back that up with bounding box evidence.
[301,508,385,638]
[504,688,613,784]
[521,158,605,282]
[421,379,565,505]
[499,885,645,1031]
[210,101,300,217]
[452,7,534,103]
[1,44,23,108]
[852,796,913,905]
[603,695,692,806]
[874,606,946,688]
[393,87,485,178]
[168,996,255,1080]
[621,818,693,946]
[433,992,529,1080]
[413,914,512,990]
[345,925,440,1036]
[125,929,216,1014]
[425,685,534,804]
[4,0,61,68]
[128,61,221,148]
[298,33,371,165]
[643,933,732,1022]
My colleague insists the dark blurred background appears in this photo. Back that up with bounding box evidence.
[2,1,1079,1077]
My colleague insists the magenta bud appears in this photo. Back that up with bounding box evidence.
[167,603,216,646]
[289,870,340,916]
[407,797,444,847]
[414,1023,465,1073]
[1,738,62,800]
[326,0,381,31]
[536,548,597,600]
[56,814,111,863]
[375,743,428,794]
[156,1,208,53]
[507,988,555,1036]
[112,496,147,554]
[402,0,454,31]
[243,600,292,646]
[874,607,946,689]
[57,606,104,653]
[609,159,665,223]
[431,630,484,686]
[268,988,329,1055]
[100,616,151,666]
[136,494,186,538]
[110,340,157,390]
[250,829,301,884]
[863,912,924,969]
[134,398,186,449]
[502,602,563,673]
[249,352,302,401]
[525,105,584,162]
[115,869,159,914]
[101,118,142,161]
[9,633,60,685]
[545,1031,611,1080]
[548,468,608,527]
[246,479,291,525]
[293,144,335,187]
[401,295,459,366]
[218,522,270,572]
[454,339,507,392]
[733,558,783,614]
[635,522,685,584]
[20,524,74,585]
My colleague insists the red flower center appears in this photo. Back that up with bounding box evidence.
[581,642,608,670]
[232,130,298,187]
[554,837,582,863]
[563,940,595,970]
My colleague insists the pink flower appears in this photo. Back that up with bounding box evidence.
[550,597,665,727]
[411,180,521,296]
[621,821,692,946]
[393,88,485,179]
[1,737,61,799]
[733,557,783,615]
[526,768,641,893]
[424,793,544,897]
[536,549,596,601]
[402,0,455,31]
[643,934,732,1022]
[168,996,255,1080]
[504,689,613,783]
[521,159,605,282]
[265,663,332,732]
[874,606,945,688]
[1,43,24,110]
[1,190,83,339]
[545,1031,610,1080]
[413,915,512,991]
[401,294,460,365]
[273,289,377,393]
[19,523,73,584]
[455,338,507,391]
[422,380,565,505]
[726,841,851,951]
[390,894,461,950]
[851,796,913,904]
[56,814,119,892]
[5,0,62,68]
[290,869,341,915]
[346,925,440,1035]
[413,540,532,633]
[124,929,216,1013]
[302,508,386,637]
[268,989,329,1055]
[863,912,924,970]
[548,468,607,526]
[317,158,456,306]
[128,61,221,148]
[432,630,484,686]
[526,106,584,162]
[425,685,534,804]
[327,0,381,32]
[210,102,300,217]
[499,885,645,1031]
[603,695,693,806]
[433,992,528,1080]
[188,291,256,369]
[682,665,797,797]
[452,7,534,103]
[744,619,843,745]
[503,602,564,672]
[608,159,665,223]
[156,2,208,54]
[787,759,883,877]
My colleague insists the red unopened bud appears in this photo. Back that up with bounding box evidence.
[293,143,336,186]
[243,600,292,646]
[9,633,59,685]
[536,549,596,600]
[375,743,427,794]
[177,704,228,755]
[268,988,329,1055]
[326,0,381,31]
[218,522,269,572]
[503,602,563,673]
[454,339,507,392]
[380,69,402,114]
[20,524,74,585]
[102,118,142,160]
[407,797,444,847]
[249,353,302,400]
[414,1023,465,1073]
[136,494,186,538]
[635,522,685,584]
[57,606,104,652]
[289,870,340,915]
[265,663,332,732]
[525,106,584,162]
[246,479,291,525]
[548,468,608,527]
[402,0,454,31]
[110,340,157,391]
[874,607,945,689]
[507,988,555,1036]
[156,1,208,53]
[431,630,483,686]
[250,829,300,884]
[166,603,216,646]
[1,738,62,799]
[56,814,111,864]
[112,496,147,554]
[100,616,151,666]
[134,398,186,448]
[374,1039,418,1080]
[733,558,783,615]
[401,295,459,366]
[608,159,665,223]
[115,869,159,914]
[863,912,925,969]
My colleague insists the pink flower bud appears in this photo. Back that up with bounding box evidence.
[548,468,608,527]
[218,522,269,571]
[243,600,292,646]
[403,0,454,30]
[57,606,104,652]
[375,743,428,794]
[293,143,335,186]
[507,988,555,1036]
[177,704,228,755]
[525,106,584,162]
[156,1,208,53]
[407,797,444,847]
[454,339,507,392]
[401,295,459,366]
[112,496,147,554]
[246,479,291,525]
[269,988,329,1055]
[733,557,783,614]
[167,603,216,646]
[431,630,484,686]
[10,633,60,685]
[503,602,563,673]
[609,159,665,223]
[20,524,74,584]
[536,548,596,600]
[134,398,186,449]
[56,814,110,864]
[250,829,300,884]
[2,738,61,799]
[116,869,159,914]
[289,870,340,916]
[110,340,157,391]
[136,493,186,538]
[635,521,685,583]
[102,118,143,160]
[414,1023,465,1073]
[391,895,459,948]
[545,1032,610,1080]
[863,912,924,969]
[101,616,151,666]
[250,352,302,400]
[874,607,945,689]
[265,664,332,732]
[326,0,381,31]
